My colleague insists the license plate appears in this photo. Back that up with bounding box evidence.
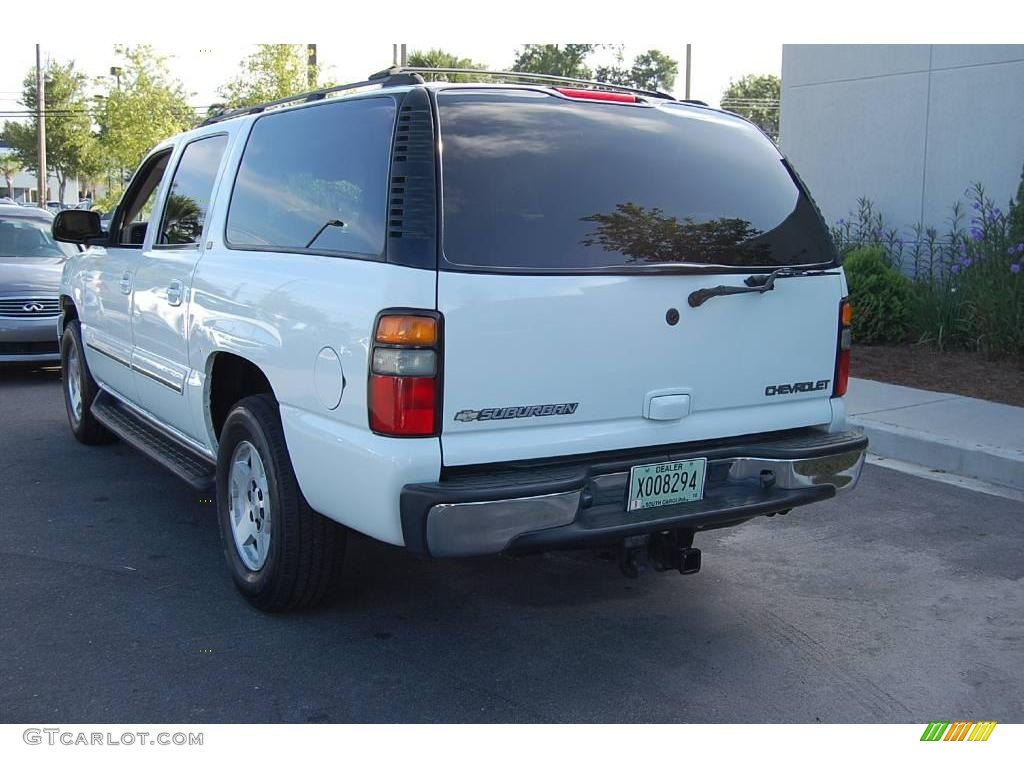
[627,458,707,511]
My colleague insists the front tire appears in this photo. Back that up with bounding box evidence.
[61,319,115,445]
[216,394,346,612]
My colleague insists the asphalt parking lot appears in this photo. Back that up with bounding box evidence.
[2,367,1022,724]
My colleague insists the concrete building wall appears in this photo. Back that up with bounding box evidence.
[780,45,1024,237]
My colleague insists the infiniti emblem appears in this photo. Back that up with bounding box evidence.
[23,302,46,313]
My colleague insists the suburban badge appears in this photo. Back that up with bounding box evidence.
[454,402,580,423]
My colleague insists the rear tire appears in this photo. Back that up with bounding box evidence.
[61,319,116,445]
[216,394,346,612]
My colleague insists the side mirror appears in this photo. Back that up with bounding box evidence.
[53,209,105,245]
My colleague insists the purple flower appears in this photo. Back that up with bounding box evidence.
[1016,243,1024,254]
[1012,263,1021,275]
[972,201,981,210]
[951,264,961,275]
[836,218,846,227]
[970,227,983,241]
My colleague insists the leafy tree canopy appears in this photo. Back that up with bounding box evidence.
[595,49,678,92]
[97,45,195,188]
[1,153,23,198]
[721,73,781,140]
[407,49,488,81]
[219,44,322,108]
[1,59,96,203]
[581,202,767,266]
[512,45,678,93]
[512,44,597,79]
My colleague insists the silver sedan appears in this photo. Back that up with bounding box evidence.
[0,205,75,364]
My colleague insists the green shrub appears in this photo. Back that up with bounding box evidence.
[842,246,914,344]
[833,174,1024,360]
[90,190,123,215]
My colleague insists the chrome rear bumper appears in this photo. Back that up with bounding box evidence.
[401,429,867,557]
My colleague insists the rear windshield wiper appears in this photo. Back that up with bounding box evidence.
[687,266,839,308]
[305,219,345,249]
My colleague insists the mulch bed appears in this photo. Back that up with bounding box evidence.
[852,344,1024,407]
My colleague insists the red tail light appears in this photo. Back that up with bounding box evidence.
[554,87,638,103]
[833,299,852,397]
[368,312,442,437]
[369,375,437,435]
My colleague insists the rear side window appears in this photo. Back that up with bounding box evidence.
[158,134,228,246]
[226,97,396,257]
[437,89,834,271]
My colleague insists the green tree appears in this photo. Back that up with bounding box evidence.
[2,60,96,204]
[511,44,596,79]
[160,193,204,243]
[721,74,781,140]
[407,49,487,81]
[97,45,195,189]
[75,136,109,202]
[219,44,321,108]
[595,49,678,92]
[0,154,23,198]
[580,202,767,266]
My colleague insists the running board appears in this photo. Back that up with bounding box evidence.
[91,392,216,490]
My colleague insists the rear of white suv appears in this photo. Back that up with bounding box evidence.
[55,72,865,612]
[397,85,865,565]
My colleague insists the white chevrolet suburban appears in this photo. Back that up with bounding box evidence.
[53,67,866,612]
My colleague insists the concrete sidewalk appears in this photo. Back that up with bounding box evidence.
[846,377,1024,491]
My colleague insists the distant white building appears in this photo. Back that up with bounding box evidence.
[0,143,82,205]
[779,45,1024,236]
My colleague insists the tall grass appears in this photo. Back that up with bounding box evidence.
[831,182,1024,359]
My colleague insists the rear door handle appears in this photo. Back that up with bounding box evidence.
[644,389,692,421]
[166,279,183,307]
[119,271,132,295]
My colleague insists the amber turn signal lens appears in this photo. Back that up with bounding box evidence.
[841,301,853,328]
[375,315,437,346]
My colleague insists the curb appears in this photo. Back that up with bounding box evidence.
[849,417,1024,492]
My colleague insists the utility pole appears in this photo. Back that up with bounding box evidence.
[35,44,47,208]
[392,44,399,67]
[400,44,407,67]
[307,43,317,87]
[110,65,124,188]
[684,44,692,100]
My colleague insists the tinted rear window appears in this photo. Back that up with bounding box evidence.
[226,96,395,258]
[438,90,834,270]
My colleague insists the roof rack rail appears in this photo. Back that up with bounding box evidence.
[199,70,425,127]
[199,66,703,128]
[372,66,678,101]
